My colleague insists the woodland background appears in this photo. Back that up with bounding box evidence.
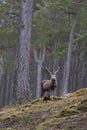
[0,0,87,107]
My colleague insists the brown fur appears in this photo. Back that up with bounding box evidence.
[41,77,57,97]
[41,66,59,97]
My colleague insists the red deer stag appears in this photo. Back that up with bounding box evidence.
[41,66,60,97]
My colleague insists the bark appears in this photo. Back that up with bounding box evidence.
[0,55,3,107]
[53,58,60,96]
[83,52,87,88]
[5,73,12,105]
[0,74,7,107]
[62,0,78,95]
[62,60,67,94]
[0,55,3,81]
[36,62,42,98]
[72,52,79,91]
[80,51,87,88]
[15,0,33,103]
[34,46,46,98]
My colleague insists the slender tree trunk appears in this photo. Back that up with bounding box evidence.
[73,53,79,91]
[62,60,67,94]
[5,73,9,105]
[5,73,12,105]
[83,52,87,88]
[0,55,3,107]
[80,51,86,88]
[53,58,60,96]
[34,46,46,98]
[36,62,42,98]
[1,74,7,107]
[15,0,33,103]
[0,55,3,81]
[62,1,78,95]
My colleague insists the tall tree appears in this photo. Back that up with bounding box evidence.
[34,46,46,98]
[15,0,33,103]
[0,55,3,81]
[62,0,78,95]
[0,54,3,107]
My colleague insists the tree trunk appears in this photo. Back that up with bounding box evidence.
[15,0,33,103]
[62,1,78,95]
[0,55,3,81]
[80,51,86,89]
[53,58,60,96]
[36,62,42,98]
[34,46,46,98]
[0,55,3,107]
[5,73,12,105]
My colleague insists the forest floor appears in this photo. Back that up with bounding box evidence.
[0,88,87,130]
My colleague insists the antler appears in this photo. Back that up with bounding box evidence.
[46,67,52,74]
[54,66,60,75]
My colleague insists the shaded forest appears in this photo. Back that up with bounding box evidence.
[0,0,87,107]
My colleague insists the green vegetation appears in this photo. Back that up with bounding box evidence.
[0,88,87,130]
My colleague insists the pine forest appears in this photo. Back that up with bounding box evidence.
[0,0,87,107]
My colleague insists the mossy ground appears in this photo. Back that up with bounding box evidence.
[0,88,87,130]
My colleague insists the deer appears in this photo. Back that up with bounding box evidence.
[41,66,60,98]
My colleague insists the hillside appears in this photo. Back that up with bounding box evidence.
[0,88,87,130]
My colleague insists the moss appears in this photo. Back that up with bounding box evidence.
[77,98,87,112]
[31,98,42,104]
[0,88,87,130]
[51,96,63,101]
[57,108,79,118]
[36,117,65,130]
[35,119,54,130]
[22,113,32,126]
[70,88,87,97]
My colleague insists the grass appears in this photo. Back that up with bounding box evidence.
[0,88,87,130]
